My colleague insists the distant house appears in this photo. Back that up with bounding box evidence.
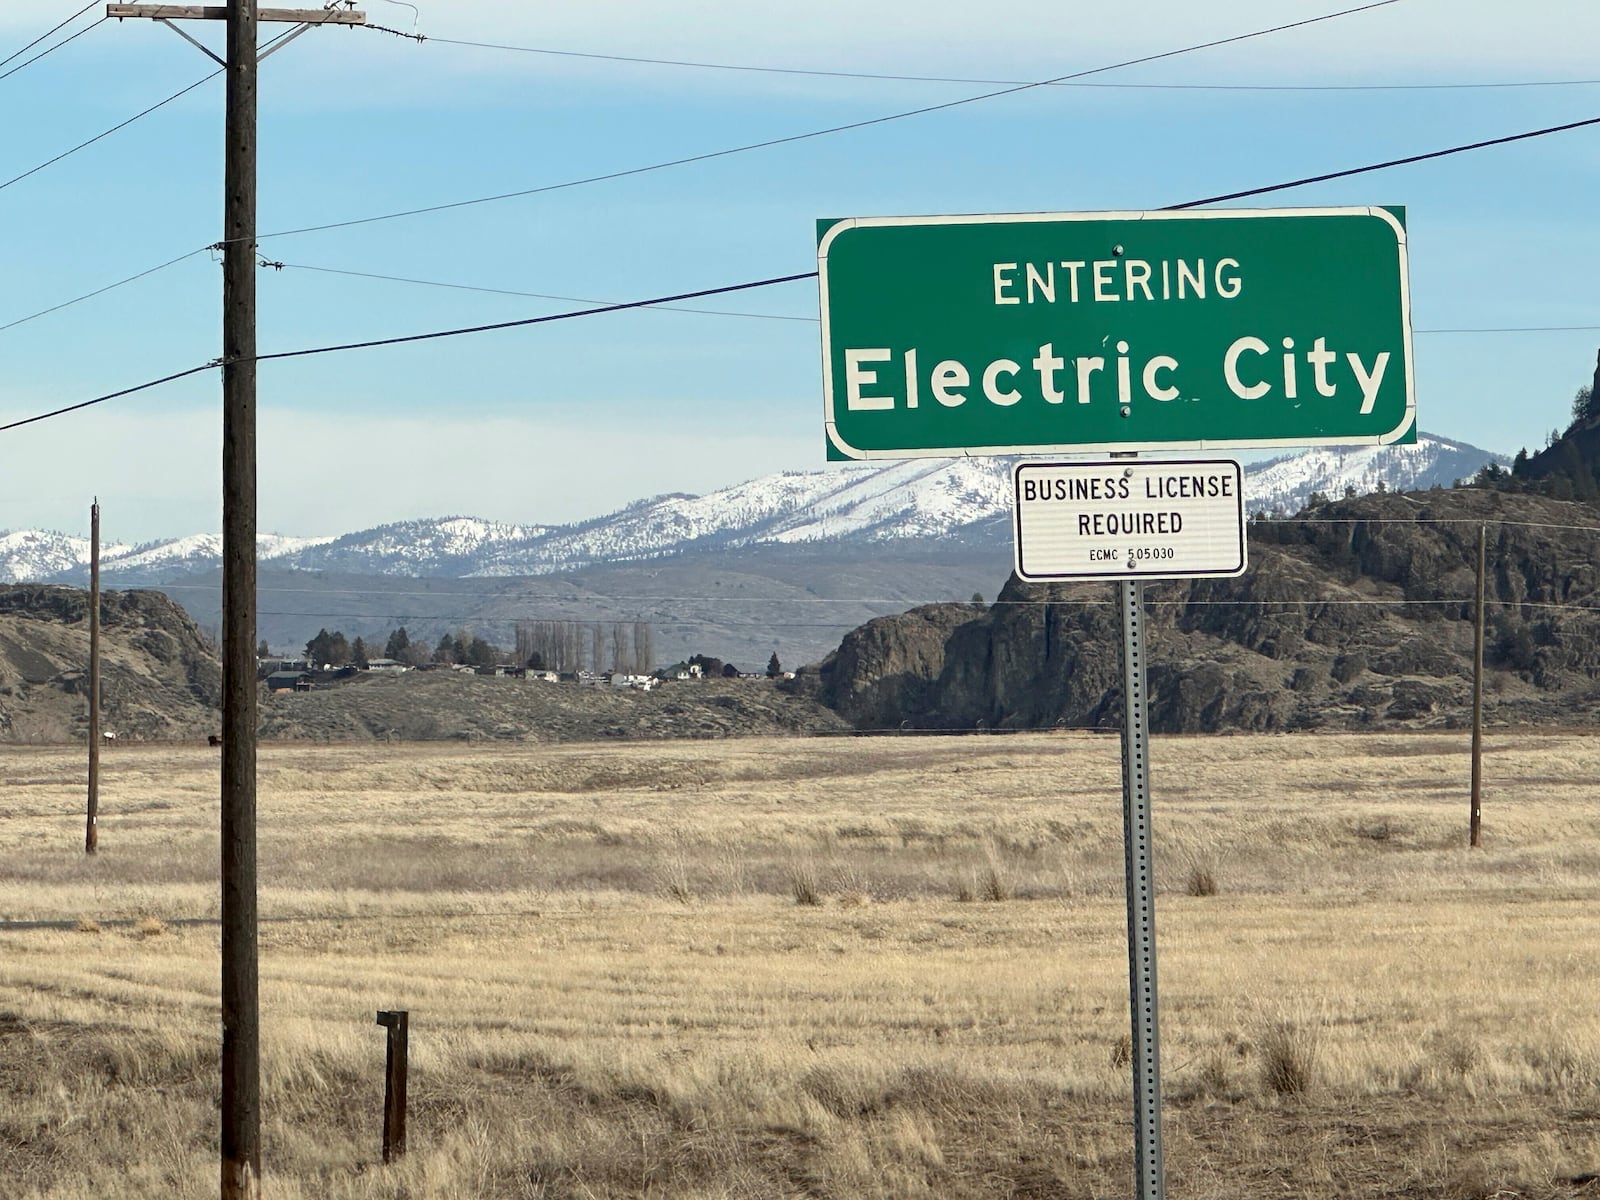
[610,673,656,691]
[265,670,311,693]
[527,670,559,683]
[364,658,407,673]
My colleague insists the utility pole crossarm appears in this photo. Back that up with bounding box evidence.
[107,5,365,23]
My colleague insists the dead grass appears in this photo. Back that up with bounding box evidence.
[4,731,1600,1197]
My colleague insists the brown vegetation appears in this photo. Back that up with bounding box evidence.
[4,731,1600,1197]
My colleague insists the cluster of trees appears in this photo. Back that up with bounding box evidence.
[280,619,778,681]
[294,625,508,669]
[681,652,784,678]
[515,620,655,674]
[687,653,739,679]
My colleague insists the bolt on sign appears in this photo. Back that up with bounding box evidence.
[818,207,1414,461]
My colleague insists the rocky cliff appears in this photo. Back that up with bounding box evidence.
[0,585,222,742]
[792,488,1600,733]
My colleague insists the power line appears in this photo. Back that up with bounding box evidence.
[0,247,211,335]
[0,273,813,432]
[0,362,216,434]
[1166,112,1600,209]
[0,0,97,71]
[261,1,1403,240]
[0,18,365,332]
[254,271,818,363]
[11,89,1600,429]
[0,9,102,83]
[268,261,816,323]
[0,69,222,194]
[270,257,1595,337]
[1,16,318,196]
[369,24,1598,96]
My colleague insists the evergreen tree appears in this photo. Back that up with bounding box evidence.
[326,631,351,667]
[305,628,334,667]
[257,638,270,658]
[351,637,369,669]
[1574,384,1596,425]
[434,634,456,664]
[766,652,782,678]
[384,627,410,660]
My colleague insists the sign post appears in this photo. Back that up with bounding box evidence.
[1118,574,1161,1199]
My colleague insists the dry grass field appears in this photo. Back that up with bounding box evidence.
[3,731,1600,1198]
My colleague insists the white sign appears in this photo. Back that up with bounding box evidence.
[1012,458,1247,581]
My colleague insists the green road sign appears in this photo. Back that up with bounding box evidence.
[818,207,1414,461]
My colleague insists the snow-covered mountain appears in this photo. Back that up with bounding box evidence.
[0,530,130,581]
[1,433,1507,584]
[1245,435,1507,517]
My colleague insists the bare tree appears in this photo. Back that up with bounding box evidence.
[516,618,655,674]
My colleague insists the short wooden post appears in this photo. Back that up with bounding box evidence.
[375,1010,408,1163]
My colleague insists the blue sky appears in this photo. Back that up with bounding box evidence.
[1,0,1597,541]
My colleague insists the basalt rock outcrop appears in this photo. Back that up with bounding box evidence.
[0,585,221,741]
[795,488,1600,733]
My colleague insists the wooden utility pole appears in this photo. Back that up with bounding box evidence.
[104,6,365,1196]
[219,4,261,1193]
[1470,524,1486,848]
[86,498,101,855]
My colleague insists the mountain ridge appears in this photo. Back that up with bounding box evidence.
[3,433,1505,586]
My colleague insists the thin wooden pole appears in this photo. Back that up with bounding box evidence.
[220,0,261,1196]
[1470,524,1485,848]
[86,499,100,855]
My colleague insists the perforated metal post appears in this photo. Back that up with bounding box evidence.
[1119,578,1164,1200]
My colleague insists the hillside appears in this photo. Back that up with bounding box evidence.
[257,671,847,742]
[791,487,1600,733]
[0,586,221,742]
[0,583,847,744]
